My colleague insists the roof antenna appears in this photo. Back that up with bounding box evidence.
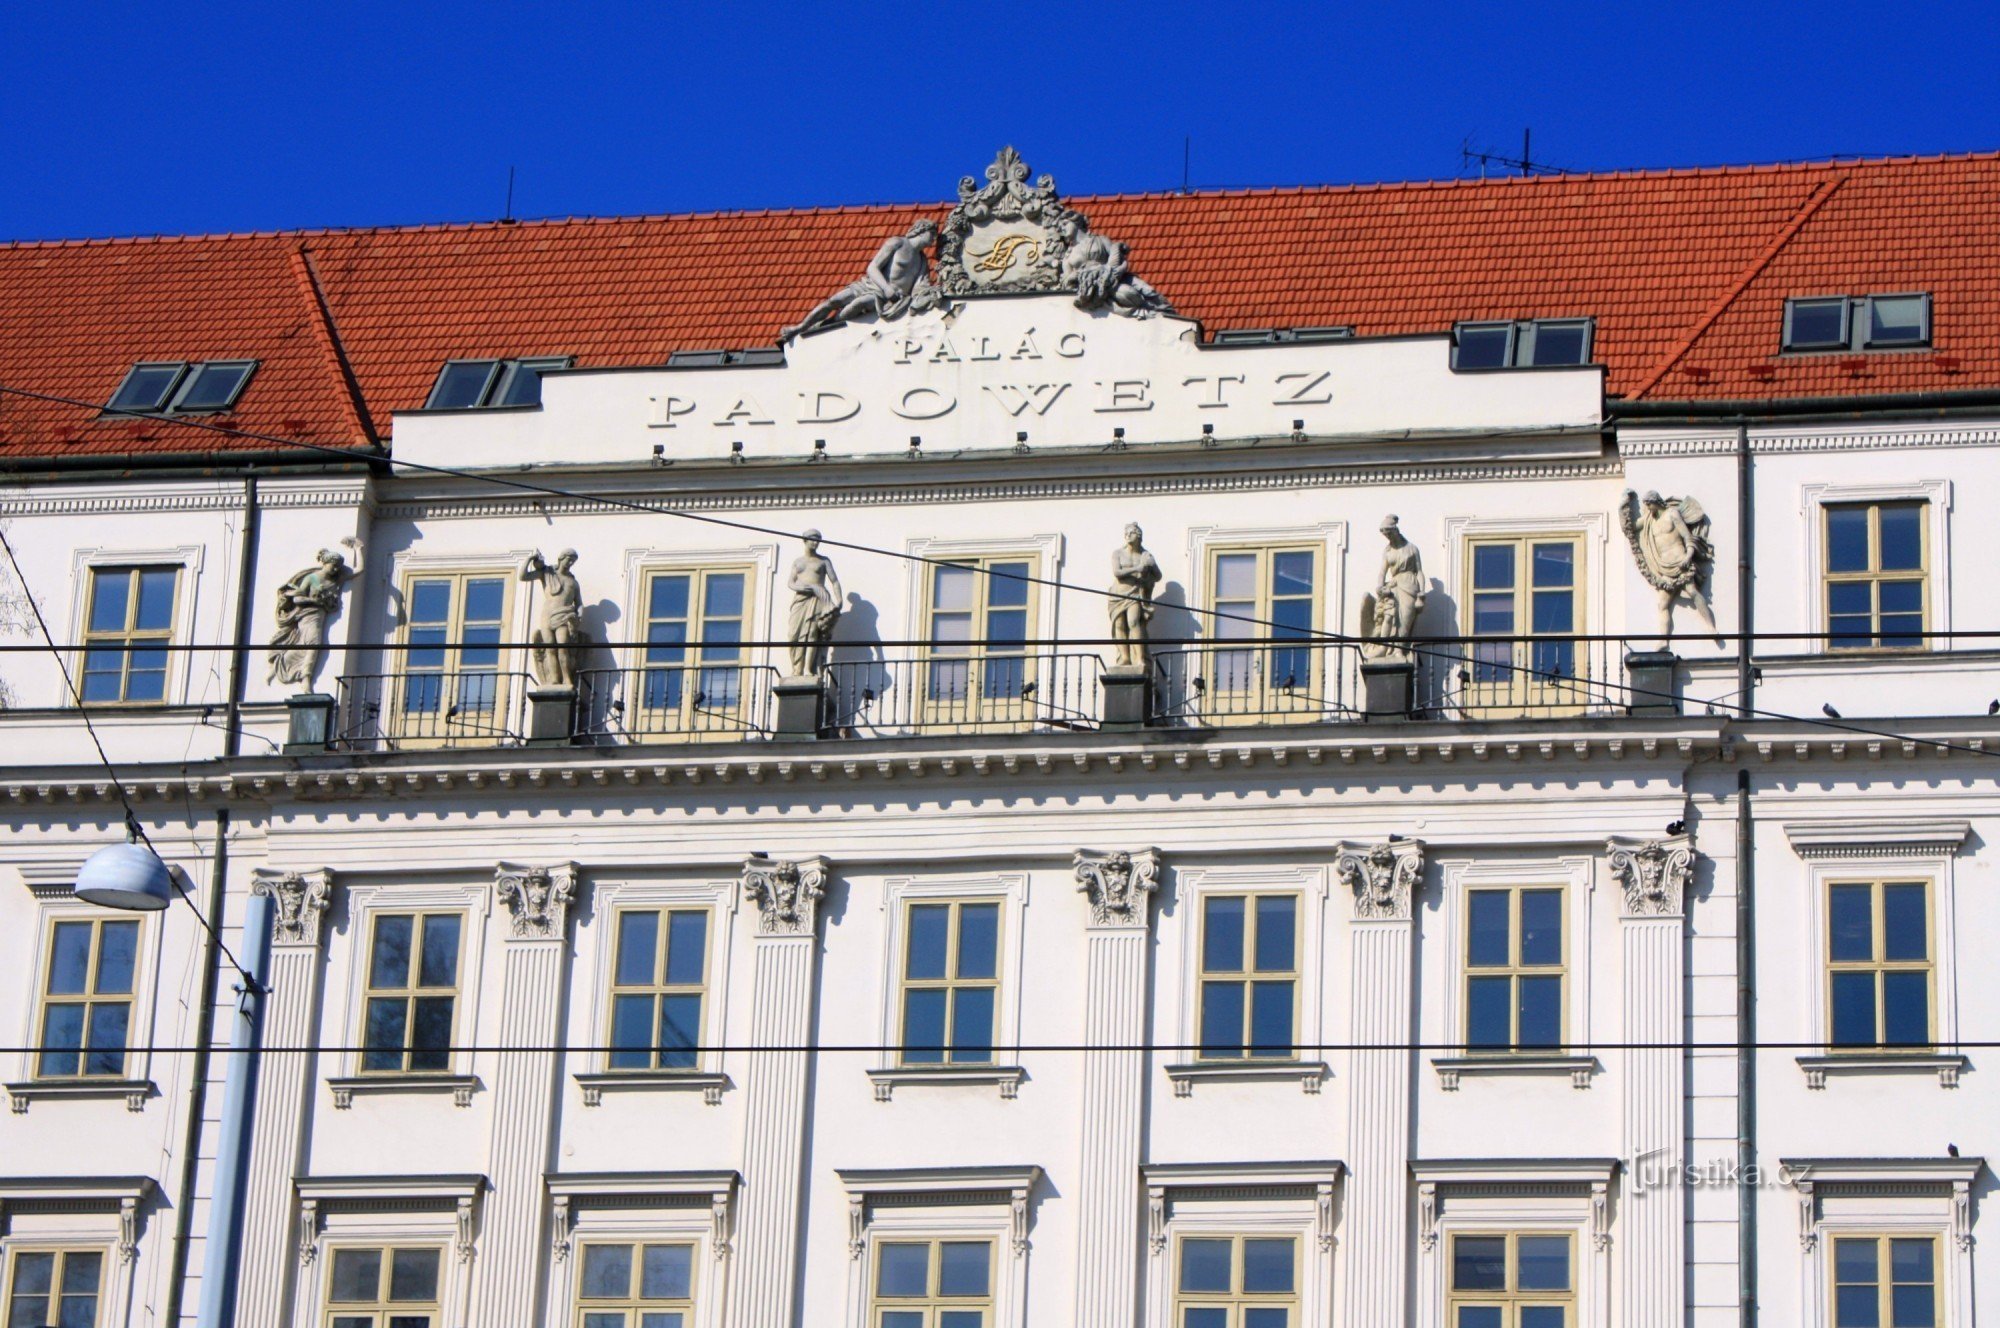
[502,166,517,224]
[1460,129,1569,178]
[1182,136,1191,194]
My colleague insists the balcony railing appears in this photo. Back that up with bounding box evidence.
[573,663,781,743]
[824,651,1104,737]
[335,670,535,750]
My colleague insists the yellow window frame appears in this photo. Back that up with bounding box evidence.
[1829,1234,1939,1328]
[1445,1231,1577,1325]
[604,905,711,1073]
[1826,878,1934,1052]
[1461,536,1586,714]
[919,555,1040,729]
[867,1238,995,1326]
[357,911,463,1076]
[393,569,514,745]
[3,1245,109,1328]
[1824,501,1928,652]
[1195,892,1301,1063]
[1463,885,1568,1053]
[571,1240,699,1326]
[1203,543,1321,723]
[77,565,180,706]
[1170,1233,1302,1326]
[321,1244,444,1327]
[33,916,140,1080]
[897,898,1002,1067]
[633,565,756,737]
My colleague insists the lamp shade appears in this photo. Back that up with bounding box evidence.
[74,842,174,911]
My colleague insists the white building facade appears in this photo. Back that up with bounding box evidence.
[1,151,1994,1328]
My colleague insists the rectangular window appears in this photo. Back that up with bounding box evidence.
[1465,887,1564,1052]
[574,1241,696,1327]
[1824,501,1927,650]
[1828,881,1932,1049]
[1452,320,1593,369]
[638,568,750,733]
[606,908,710,1071]
[898,900,1000,1066]
[1447,1232,1575,1326]
[359,913,462,1074]
[79,566,179,705]
[1206,545,1318,720]
[1784,297,1852,351]
[1197,893,1299,1060]
[1784,295,1932,352]
[324,1246,442,1327]
[923,557,1036,723]
[398,572,512,740]
[870,1238,992,1326]
[35,917,139,1079]
[1464,537,1582,712]
[1831,1235,1937,1327]
[423,357,571,409]
[104,360,256,414]
[4,1248,104,1328]
[1174,1234,1300,1327]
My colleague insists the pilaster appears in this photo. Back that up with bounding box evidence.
[234,868,333,1328]
[1609,835,1695,1328]
[471,861,579,1321]
[1071,848,1161,1328]
[1337,839,1424,1326]
[732,855,829,1328]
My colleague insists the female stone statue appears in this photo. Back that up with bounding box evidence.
[1107,522,1163,668]
[785,530,844,677]
[1359,516,1426,660]
[266,541,361,689]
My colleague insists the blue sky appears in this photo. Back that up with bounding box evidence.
[2,0,1994,241]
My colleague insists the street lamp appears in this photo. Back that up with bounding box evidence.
[73,841,175,910]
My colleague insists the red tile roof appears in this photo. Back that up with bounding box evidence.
[3,150,1996,462]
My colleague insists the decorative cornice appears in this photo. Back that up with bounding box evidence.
[494,861,578,939]
[0,486,367,518]
[1336,839,1425,920]
[1605,834,1696,916]
[1617,424,2000,459]
[740,855,828,937]
[1784,818,1971,860]
[251,867,334,947]
[545,1172,739,1264]
[837,1165,1042,1259]
[1072,847,1161,928]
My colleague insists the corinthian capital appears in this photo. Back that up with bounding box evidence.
[1336,839,1426,920]
[251,868,333,948]
[741,856,829,936]
[494,861,579,939]
[1606,835,1696,917]
[1073,848,1162,928]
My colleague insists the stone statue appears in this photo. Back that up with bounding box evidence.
[785,530,844,677]
[1059,215,1174,318]
[782,220,942,340]
[521,549,585,688]
[1619,489,1718,643]
[266,540,361,689]
[1106,523,1163,668]
[1359,516,1426,661]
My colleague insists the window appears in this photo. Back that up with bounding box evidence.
[1173,1235,1299,1327]
[4,1248,104,1328]
[1464,538,1582,711]
[638,568,750,733]
[359,912,461,1074]
[79,566,179,704]
[1197,894,1298,1060]
[324,1246,442,1327]
[1206,546,1318,720]
[1832,1236,1937,1327]
[104,360,256,414]
[870,1239,993,1327]
[574,1241,695,1328]
[1465,886,1564,1052]
[1452,320,1593,369]
[398,572,512,740]
[423,357,572,409]
[1828,881,1932,1049]
[899,900,1000,1065]
[1825,501,1926,650]
[922,558,1035,722]
[1447,1233,1575,1326]
[1783,295,1932,352]
[35,917,139,1078]
[606,908,709,1071]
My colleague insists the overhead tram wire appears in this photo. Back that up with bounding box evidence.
[3,382,1999,760]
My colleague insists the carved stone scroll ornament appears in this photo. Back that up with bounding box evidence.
[1606,835,1696,916]
[741,856,829,936]
[494,861,579,939]
[250,868,333,947]
[1619,488,1720,643]
[1337,840,1426,920]
[1073,848,1162,927]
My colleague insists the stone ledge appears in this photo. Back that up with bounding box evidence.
[574,1071,730,1107]
[865,1065,1025,1102]
[4,1078,154,1114]
[1431,1054,1599,1090]
[326,1073,479,1109]
[1796,1052,1967,1089]
[1164,1060,1328,1097]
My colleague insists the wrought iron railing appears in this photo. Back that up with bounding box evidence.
[572,663,781,744]
[1148,642,1363,726]
[1407,635,1628,722]
[823,651,1104,737]
[335,670,536,749]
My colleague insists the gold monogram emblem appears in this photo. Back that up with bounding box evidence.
[967,233,1042,275]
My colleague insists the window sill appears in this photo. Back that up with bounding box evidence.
[327,1073,479,1108]
[1796,1053,1967,1089]
[1164,1060,1328,1097]
[1431,1054,1598,1090]
[575,1070,730,1107]
[4,1078,154,1114]
[866,1065,1025,1102]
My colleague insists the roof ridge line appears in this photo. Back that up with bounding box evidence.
[1627,173,1849,399]
[289,244,380,450]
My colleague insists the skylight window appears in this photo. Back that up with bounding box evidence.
[1452,319,1594,370]
[104,360,257,415]
[423,357,573,409]
[1783,294,1931,352]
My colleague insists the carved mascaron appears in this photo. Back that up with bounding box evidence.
[1073,848,1162,928]
[1337,840,1426,920]
[742,856,830,936]
[495,861,579,939]
[1607,836,1695,916]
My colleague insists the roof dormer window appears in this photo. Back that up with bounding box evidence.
[1452,319,1593,370]
[1782,294,1931,352]
[423,357,573,410]
[105,360,257,415]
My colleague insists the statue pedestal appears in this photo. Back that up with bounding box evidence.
[1360,659,1415,720]
[773,676,826,740]
[284,693,336,752]
[526,687,577,746]
[1623,650,1681,716]
[1099,665,1153,731]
